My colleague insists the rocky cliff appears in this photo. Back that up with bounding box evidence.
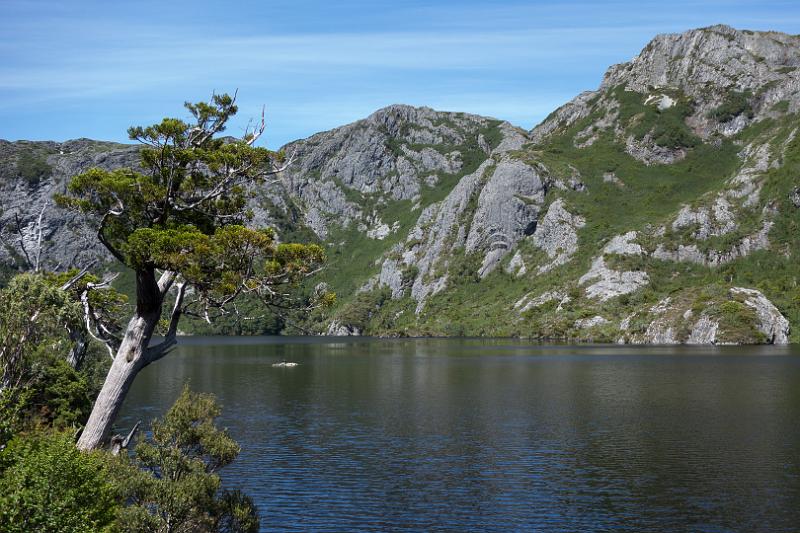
[2,25,798,344]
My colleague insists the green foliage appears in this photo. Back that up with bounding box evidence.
[16,150,52,185]
[614,86,699,148]
[707,90,754,123]
[771,100,790,113]
[0,432,120,532]
[56,93,326,328]
[708,299,766,344]
[111,386,259,532]
[336,287,392,332]
[0,271,114,446]
[0,273,80,389]
[5,357,95,435]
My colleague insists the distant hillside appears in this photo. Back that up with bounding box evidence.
[2,25,799,344]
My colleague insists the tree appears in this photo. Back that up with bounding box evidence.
[110,386,260,532]
[57,93,326,450]
[0,271,120,447]
[0,273,80,391]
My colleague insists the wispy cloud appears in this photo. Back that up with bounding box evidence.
[1,0,798,145]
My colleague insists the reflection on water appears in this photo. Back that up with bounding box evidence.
[119,337,800,532]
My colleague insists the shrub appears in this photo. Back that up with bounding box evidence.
[715,299,766,344]
[111,386,259,533]
[16,151,52,186]
[707,90,754,123]
[0,432,120,533]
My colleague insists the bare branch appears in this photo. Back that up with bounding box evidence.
[80,289,119,358]
[12,213,33,269]
[110,420,141,456]
[158,270,177,295]
[144,281,187,366]
[245,105,266,146]
[33,202,48,272]
[59,259,99,291]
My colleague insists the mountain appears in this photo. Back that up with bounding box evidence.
[2,25,799,344]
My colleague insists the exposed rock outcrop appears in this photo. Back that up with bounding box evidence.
[464,158,548,277]
[532,198,585,273]
[579,257,649,301]
[730,287,791,344]
[0,139,140,270]
[514,290,569,314]
[621,287,790,345]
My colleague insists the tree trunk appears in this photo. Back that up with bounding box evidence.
[76,268,165,451]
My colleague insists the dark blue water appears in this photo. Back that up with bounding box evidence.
[119,337,800,532]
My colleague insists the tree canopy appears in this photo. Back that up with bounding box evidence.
[56,93,326,326]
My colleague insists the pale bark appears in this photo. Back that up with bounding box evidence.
[76,314,158,450]
[76,269,178,450]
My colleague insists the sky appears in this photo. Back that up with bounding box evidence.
[1,0,799,148]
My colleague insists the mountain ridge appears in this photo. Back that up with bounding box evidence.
[2,24,799,343]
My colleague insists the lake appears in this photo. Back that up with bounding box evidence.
[118,337,800,532]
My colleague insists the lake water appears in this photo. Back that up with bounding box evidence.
[119,337,800,532]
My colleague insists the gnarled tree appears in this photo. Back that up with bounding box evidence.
[58,94,325,450]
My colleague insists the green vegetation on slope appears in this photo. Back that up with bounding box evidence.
[307,119,505,324]
[323,86,799,342]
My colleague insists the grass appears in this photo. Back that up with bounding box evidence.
[16,151,52,186]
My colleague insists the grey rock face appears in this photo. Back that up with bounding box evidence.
[672,198,738,240]
[326,320,361,336]
[0,139,140,270]
[504,250,526,277]
[604,231,644,256]
[280,104,505,238]
[730,287,790,344]
[579,256,649,301]
[687,316,720,345]
[406,161,491,311]
[652,212,773,266]
[625,135,686,165]
[365,116,535,309]
[532,198,585,273]
[465,158,548,277]
[532,26,800,146]
[790,187,800,208]
[377,258,406,299]
[601,25,800,100]
[575,315,609,329]
[514,290,569,314]
[620,287,789,345]
[530,91,597,145]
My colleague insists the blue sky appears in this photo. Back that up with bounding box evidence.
[1,0,799,148]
